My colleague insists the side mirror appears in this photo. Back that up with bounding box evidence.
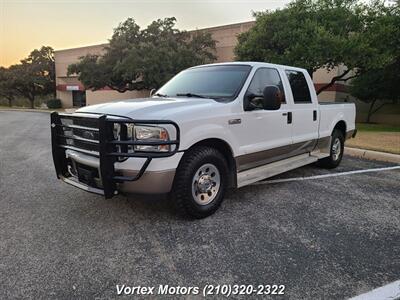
[262,86,281,110]
[149,88,156,97]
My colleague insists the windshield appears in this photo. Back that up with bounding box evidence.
[156,65,252,100]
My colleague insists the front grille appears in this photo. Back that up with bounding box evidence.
[58,114,128,160]
[59,115,100,154]
[73,117,99,128]
[51,112,180,198]
[73,140,99,152]
[72,127,100,141]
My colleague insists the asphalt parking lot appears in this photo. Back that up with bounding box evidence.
[0,111,399,299]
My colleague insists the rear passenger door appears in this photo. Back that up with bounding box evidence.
[284,70,319,150]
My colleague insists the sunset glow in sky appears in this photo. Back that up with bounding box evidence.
[0,0,289,67]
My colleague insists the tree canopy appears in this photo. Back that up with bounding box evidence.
[68,17,217,92]
[350,59,400,122]
[0,67,18,107]
[349,2,400,121]
[234,0,399,95]
[0,46,55,108]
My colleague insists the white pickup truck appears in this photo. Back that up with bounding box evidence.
[51,62,356,218]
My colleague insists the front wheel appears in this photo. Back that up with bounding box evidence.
[172,146,228,218]
[317,129,344,169]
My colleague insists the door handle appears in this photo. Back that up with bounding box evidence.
[287,112,292,124]
[282,112,292,123]
[313,110,317,121]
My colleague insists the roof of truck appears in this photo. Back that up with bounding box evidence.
[191,61,306,72]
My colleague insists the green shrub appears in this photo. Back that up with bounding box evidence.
[47,98,62,109]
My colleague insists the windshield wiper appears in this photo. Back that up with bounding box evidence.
[176,93,208,99]
[153,92,169,97]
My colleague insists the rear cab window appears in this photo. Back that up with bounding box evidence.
[285,70,312,104]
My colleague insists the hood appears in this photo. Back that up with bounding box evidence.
[76,97,218,119]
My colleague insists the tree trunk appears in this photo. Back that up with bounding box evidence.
[307,69,314,80]
[366,99,388,123]
[29,96,35,109]
[366,99,376,123]
[316,69,357,95]
[8,98,12,107]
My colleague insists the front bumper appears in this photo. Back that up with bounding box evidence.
[51,112,180,198]
[64,149,180,194]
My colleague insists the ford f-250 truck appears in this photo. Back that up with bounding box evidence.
[51,62,356,218]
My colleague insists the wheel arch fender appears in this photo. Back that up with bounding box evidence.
[328,111,347,137]
[332,119,347,137]
[179,123,239,155]
[179,130,238,188]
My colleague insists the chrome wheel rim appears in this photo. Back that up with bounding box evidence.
[332,138,341,161]
[191,163,220,205]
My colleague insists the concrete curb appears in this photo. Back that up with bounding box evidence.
[0,108,74,113]
[345,147,400,164]
[0,108,52,113]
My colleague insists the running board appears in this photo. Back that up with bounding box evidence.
[237,153,319,188]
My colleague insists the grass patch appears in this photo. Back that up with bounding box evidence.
[348,123,400,154]
[356,123,400,132]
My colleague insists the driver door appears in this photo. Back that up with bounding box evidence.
[234,67,293,171]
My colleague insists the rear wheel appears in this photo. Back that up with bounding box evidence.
[172,146,228,218]
[317,129,344,169]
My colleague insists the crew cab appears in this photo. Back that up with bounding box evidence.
[51,62,356,218]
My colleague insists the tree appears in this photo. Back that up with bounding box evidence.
[0,67,17,107]
[350,59,400,123]
[11,46,55,108]
[234,0,397,95]
[350,2,399,122]
[68,17,216,92]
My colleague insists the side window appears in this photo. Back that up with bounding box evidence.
[285,70,312,103]
[246,68,286,108]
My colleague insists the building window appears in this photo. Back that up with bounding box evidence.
[72,91,86,107]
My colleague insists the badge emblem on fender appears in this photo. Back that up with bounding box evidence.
[228,119,241,125]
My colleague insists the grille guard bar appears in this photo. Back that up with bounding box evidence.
[51,112,180,198]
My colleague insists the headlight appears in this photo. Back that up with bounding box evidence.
[134,125,170,152]
[112,123,172,153]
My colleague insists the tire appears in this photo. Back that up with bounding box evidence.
[172,146,229,218]
[317,129,345,169]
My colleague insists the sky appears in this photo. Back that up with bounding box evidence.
[0,0,290,67]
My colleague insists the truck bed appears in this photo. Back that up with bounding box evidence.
[318,102,356,138]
